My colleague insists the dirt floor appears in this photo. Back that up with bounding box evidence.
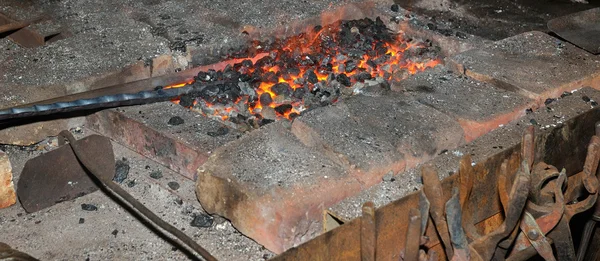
[0,128,273,260]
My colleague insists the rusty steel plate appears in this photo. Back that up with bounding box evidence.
[548,7,600,54]
[17,135,115,213]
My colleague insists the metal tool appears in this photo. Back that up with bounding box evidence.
[0,83,198,122]
[17,134,115,213]
[548,7,600,54]
[16,131,217,261]
[0,242,39,261]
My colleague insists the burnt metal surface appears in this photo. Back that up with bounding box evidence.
[548,7,600,54]
[17,135,115,213]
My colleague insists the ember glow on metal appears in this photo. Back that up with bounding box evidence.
[168,17,441,125]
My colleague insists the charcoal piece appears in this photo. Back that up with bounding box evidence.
[191,214,214,228]
[427,23,437,31]
[222,69,240,81]
[544,98,556,105]
[292,87,306,100]
[304,70,318,84]
[367,59,377,68]
[583,95,591,102]
[239,73,252,82]
[260,118,275,126]
[373,55,389,65]
[79,218,85,224]
[391,4,400,12]
[207,126,229,137]
[167,181,180,190]
[127,180,136,188]
[289,112,299,120]
[593,101,599,107]
[274,104,293,115]
[112,229,119,237]
[179,94,196,107]
[455,31,468,39]
[336,54,348,62]
[271,83,292,96]
[168,116,185,126]
[560,91,573,98]
[113,159,130,183]
[347,49,365,59]
[345,60,357,73]
[255,56,274,67]
[260,93,273,106]
[354,71,373,81]
[207,69,218,81]
[286,67,301,76]
[262,71,279,83]
[150,170,163,179]
[238,82,256,98]
[199,85,220,100]
[241,59,253,67]
[81,204,97,211]
[336,73,352,87]
[196,71,210,82]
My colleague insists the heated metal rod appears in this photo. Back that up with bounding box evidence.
[59,131,217,261]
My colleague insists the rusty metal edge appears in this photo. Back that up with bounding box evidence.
[271,107,600,261]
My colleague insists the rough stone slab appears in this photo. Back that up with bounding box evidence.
[396,66,536,142]
[328,87,600,221]
[449,31,600,101]
[0,150,15,209]
[292,94,465,189]
[196,121,354,254]
[86,102,239,179]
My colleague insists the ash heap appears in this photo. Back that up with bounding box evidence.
[172,17,441,129]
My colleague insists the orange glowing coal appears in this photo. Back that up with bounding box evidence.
[168,16,441,125]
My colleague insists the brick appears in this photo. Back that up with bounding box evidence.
[292,94,464,186]
[397,66,536,142]
[0,150,15,209]
[151,54,175,77]
[196,122,354,253]
[449,31,600,101]
[195,95,463,253]
[86,102,239,179]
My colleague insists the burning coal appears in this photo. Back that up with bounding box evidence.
[169,17,441,128]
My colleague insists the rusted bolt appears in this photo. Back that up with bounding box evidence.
[527,230,540,240]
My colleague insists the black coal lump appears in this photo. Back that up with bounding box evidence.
[150,170,163,179]
[168,181,180,190]
[168,116,185,126]
[81,204,98,211]
[304,70,318,84]
[113,158,130,183]
[190,214,214,228]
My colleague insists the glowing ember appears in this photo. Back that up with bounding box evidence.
[171,17,441,127]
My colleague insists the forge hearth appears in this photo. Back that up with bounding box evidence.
[167,16,441,129]
[3,1,600,260]
[84,7,600,255]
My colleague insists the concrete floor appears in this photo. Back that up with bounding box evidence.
[0,128,273,260]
